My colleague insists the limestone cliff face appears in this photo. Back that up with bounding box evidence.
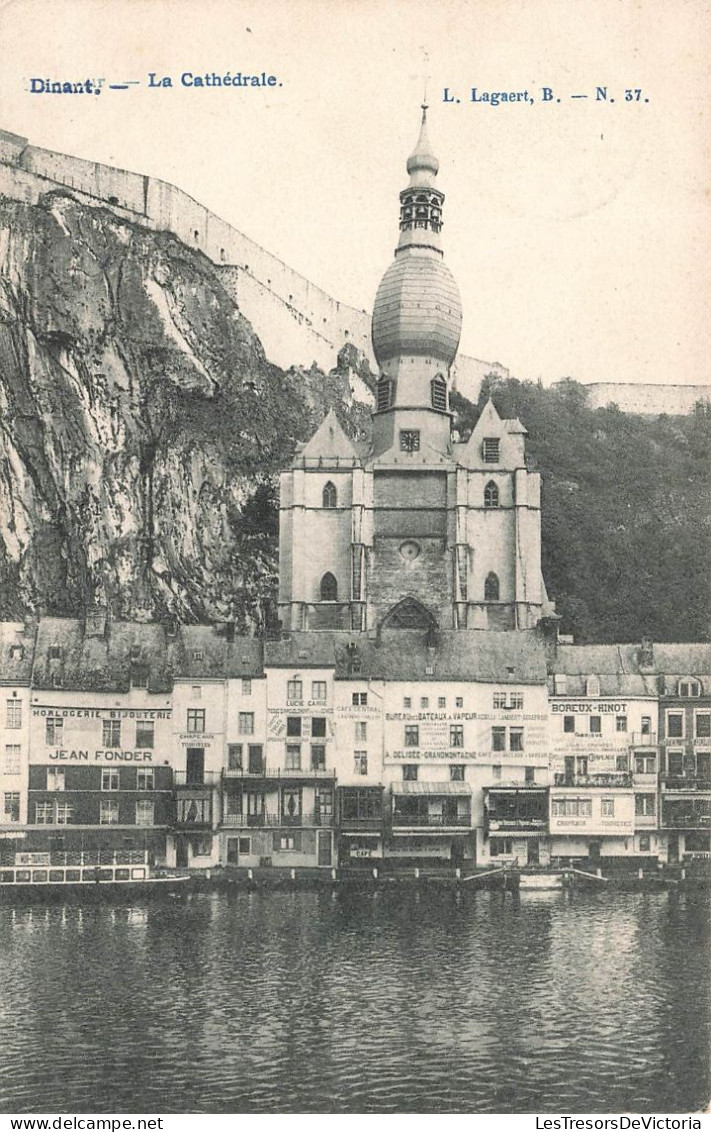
[0,191,373,627]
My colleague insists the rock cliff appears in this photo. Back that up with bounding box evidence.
[0,191,373,627]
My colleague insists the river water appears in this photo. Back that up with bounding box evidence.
[0,888,708,1114]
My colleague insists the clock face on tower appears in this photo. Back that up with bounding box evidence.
[400,429,420,452]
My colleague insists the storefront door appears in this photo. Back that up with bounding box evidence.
[317,830,331,866]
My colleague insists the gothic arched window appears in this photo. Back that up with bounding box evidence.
[322,482,337,509]
[484,572,500,602]
[431,375,447,412]
[320,573,338,602]
[484,481,499,509]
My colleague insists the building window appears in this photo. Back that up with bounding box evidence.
[192,649,204,662]
[641,715,652,735]
[310,717,326,739]
[403,697,412,709]
[509,728,524,752]
[135,720,155,749]
[322,481,338,509]
[403,765,418,781]
[635,754,655,774]
[35,802,53,824]
[238,677,251,696]
[450,765,465,782]
[276,833,300,852]
[286,716,302,738]
[354,752,368,775]
[678,679,701,698]
[490,837,513,856]
[695,713,711,739]
[552,798,593,818]
[315,787,333,817]
[352,692,367,706]
[137,768,154,791]
[589,716,601,735]
[431,375,447,411]
[494,692,524,710]
[455,697,464,709]
[492,727,506,752]
[238,712,255,735]
[484,573,500,602]
[635,794,656,816]
[9,644,24,661]
[281,787,301,821]
[191,685,202,699]
[248,746,264,774]
[186,709,206,734]
[103,719,122,747]
[483,438,500,463]
[616,715,628,732]
[492,765,502,779]
[4,792,20,822]
[667,712,684,739]
[563,716,575,734]
[5,699,21,729]
[136,800,154,827]
[46,767,65,792]
[404,725,419,747]
[320,573,338,601]
[312,681,327,702]
[484,481,499,509]
[399,430,420,452]
[228,744,243,771]
[355,721,367,741]
[667,750,684,777]
[48,645,62,660]
[311,744,326,771]
[285,744,301,770]
[102,768,120,792]
[288,678,303,701]
[100,800,120,825]
[525,766,535,784]
[46,717,63,746]
[438,697,446,709]
[616,755,629,772]
[601,798,615,817]
[56,803,74,826]
[3,745,20,774]
[450,725,464,749]
[419,697,428,709]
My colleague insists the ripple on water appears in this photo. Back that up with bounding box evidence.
[0,890,708,1113]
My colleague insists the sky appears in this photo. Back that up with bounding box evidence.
[0,0,709,386]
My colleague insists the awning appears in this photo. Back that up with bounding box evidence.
[393,781,472,796]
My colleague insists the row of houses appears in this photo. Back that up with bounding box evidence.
[1,615,709,872]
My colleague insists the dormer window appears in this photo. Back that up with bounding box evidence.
[586,676,601,698]
[130,645,141,662]
[484,481,499,509]
[678,679,701,698]
[483,438,500,463]
[9,645,23,661]
[400,430,420,453]
[322,482,337,509]
[431,375,447,412]
[48,646,62,661]
[192,649,204,662]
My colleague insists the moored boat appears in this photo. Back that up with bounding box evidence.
[0,857,191,901]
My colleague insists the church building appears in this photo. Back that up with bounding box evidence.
[278,108,555,634]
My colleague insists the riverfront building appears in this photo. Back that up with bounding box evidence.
[0,112,708,875]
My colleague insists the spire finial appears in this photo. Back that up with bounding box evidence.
[407,100,439,181]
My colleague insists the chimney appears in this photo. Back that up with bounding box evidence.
[85,608,107,639]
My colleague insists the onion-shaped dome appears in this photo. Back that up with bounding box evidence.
[372,253,462,366]
[406,108,439,180]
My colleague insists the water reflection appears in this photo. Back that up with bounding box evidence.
[0,890,707,1114]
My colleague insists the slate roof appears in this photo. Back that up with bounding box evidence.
[548,642,711,695]
[265,628,548,684]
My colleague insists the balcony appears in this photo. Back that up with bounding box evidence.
[553,773,633,788]
[224,812,334,828]
[391,811,472,829]
[174,771,221,787]
[661,775,711,793]
[661,805,711,829]
[339,816,383,832]
[630,732,658,747]
[222,767,336,781]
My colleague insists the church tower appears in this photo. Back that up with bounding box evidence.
[277,109,554,633]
